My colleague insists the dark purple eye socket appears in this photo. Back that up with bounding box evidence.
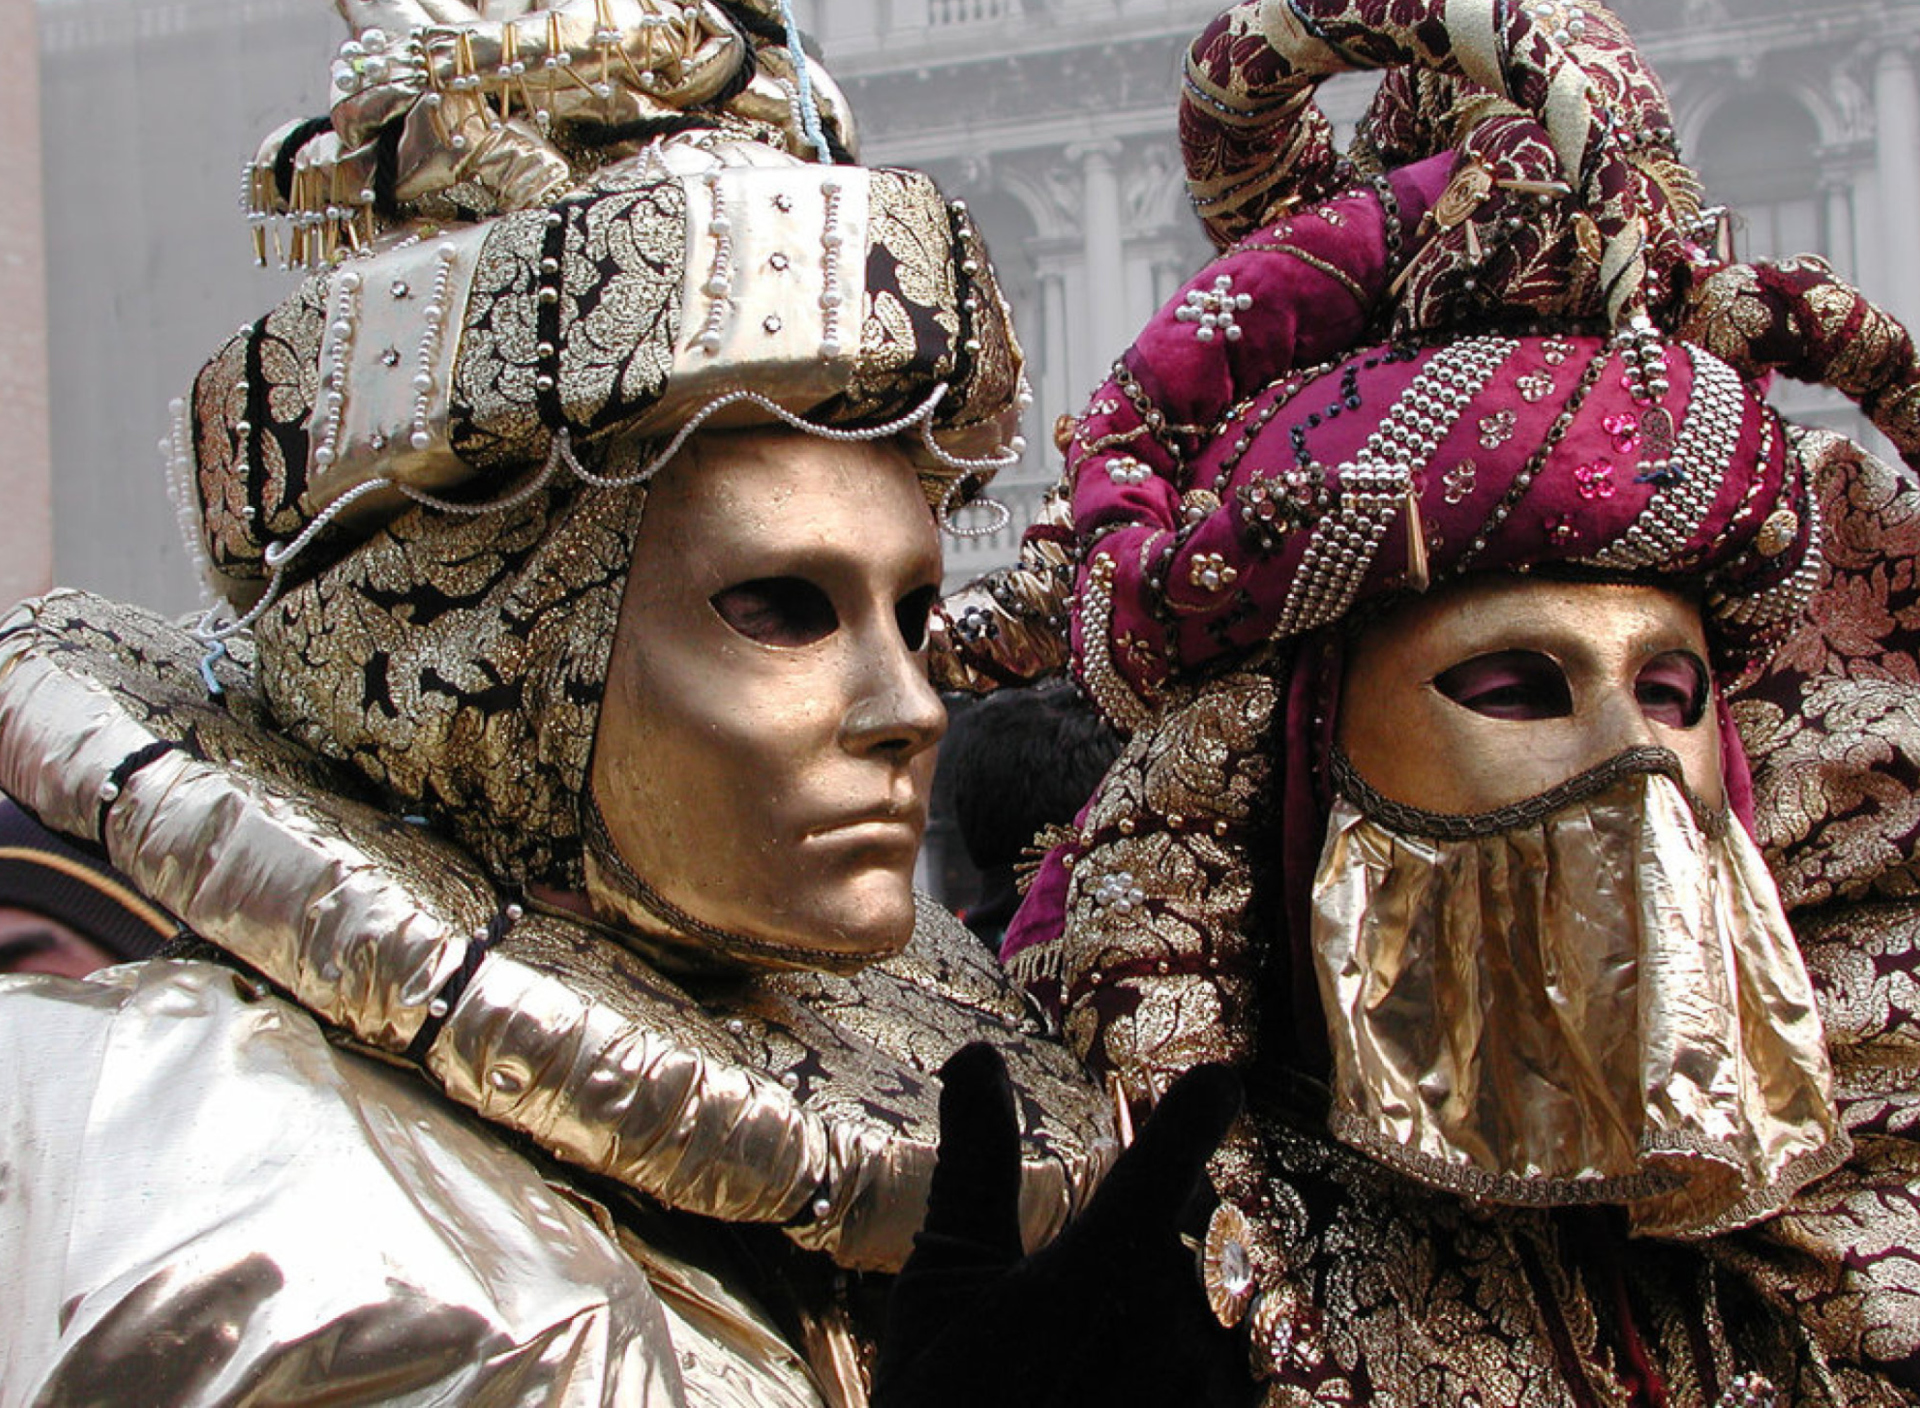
[711,577,838,647]
[1635,651,1710,728]
[1433,650,1573,721]
[896,585,939,652]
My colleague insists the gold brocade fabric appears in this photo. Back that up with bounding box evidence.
[0,590,1114,1280]
[259,481,638,890]
[1313,766,1844,1238]
[1220,1112,1917,1407]
[1015,666,1281,1097]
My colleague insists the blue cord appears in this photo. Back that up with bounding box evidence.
[777,0,833,163]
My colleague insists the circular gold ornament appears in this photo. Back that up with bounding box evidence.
[1756,508,1799,559]
[1433,162,1495,232]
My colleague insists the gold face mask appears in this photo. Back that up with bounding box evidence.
[585,429,946,973]
[1320,576,1845,1236]
[1338,575,1727,814]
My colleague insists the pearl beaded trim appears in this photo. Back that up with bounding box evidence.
[406,243,461,451]
[192,380,978,652]
[819,175,845,358]
[163,394,216,597]
[1078,552,1153,731]
[313,272,363,474]
[695,172,732,355]
[1274,336,1518,636]
[1585,347,1745,573]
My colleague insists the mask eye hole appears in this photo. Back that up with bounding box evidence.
[1636,651,1709,728]
[711,577,838,647]
[1433,650,1573,721]
[895,585,939,652]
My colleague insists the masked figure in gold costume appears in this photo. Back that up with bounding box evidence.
[913,1,1920,1402]
[0,5,1129,1403]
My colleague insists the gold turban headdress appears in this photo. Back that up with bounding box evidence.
[168,4,1027,888]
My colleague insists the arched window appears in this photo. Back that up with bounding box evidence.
[1694,92,1825,263]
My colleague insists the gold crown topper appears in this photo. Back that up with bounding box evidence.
[244,0,856,268]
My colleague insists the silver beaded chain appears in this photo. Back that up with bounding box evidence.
[1274,335,1519,637]
[1584,346,1745,573]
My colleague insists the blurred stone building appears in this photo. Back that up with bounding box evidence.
[24,0,1920,609]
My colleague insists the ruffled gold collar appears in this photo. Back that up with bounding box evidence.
[0,590,1113,1270]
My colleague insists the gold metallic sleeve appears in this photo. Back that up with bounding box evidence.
[0,961,699,1405]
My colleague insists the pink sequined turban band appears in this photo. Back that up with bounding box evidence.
[1069,331,1812,726]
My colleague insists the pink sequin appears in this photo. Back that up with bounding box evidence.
[1603,413,1641,455]
[1575,460,1617,500]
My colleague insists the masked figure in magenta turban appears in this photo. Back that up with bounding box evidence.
[916,1,1920,1402]
[0,5,1123,1403]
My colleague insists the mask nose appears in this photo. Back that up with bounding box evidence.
[841,634,947,763]
[1590,686,1724,811]
[1593,687,1666,755]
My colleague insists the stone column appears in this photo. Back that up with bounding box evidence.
[1038,266,1071,445]
[1821,166,1858,279]
[1874,44,1920,325]
[0,0,52,607]
[1071,141,1128,390]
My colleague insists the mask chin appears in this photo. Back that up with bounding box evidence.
[1312,750,1846,1238]
[579,785,882,977]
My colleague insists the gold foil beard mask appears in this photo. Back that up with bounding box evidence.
[585,429,946,973]
[1312,753,1845,1237]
